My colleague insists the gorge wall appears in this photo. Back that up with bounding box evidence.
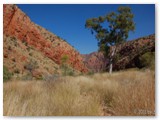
[3,4,88,77]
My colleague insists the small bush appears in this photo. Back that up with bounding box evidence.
[14,68,20,74]
[139,52,155,69]
[36,75,43,80]
[61,66,75,76]
[22,39,28,46]
[22,73,33,80]
[68,70,74,76]
[29,52,33,56]
[8,46,12,51]
[24,60,38,73]
[87,71,94,75]
[3,66,12,82]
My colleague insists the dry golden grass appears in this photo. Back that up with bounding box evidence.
[3,69,155,116]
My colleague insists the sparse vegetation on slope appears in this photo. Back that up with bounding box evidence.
[3,4,88,73]
[3,35,61,77]
[3,66,12,82]
[4,69,155,116]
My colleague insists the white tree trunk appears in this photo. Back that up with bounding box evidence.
[109,61,112,74]
[109,46,116,74]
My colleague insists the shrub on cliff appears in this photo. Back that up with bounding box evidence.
[24,60,39,79]
[61,65,75,76]
[3,66,12,82]
[61,55,69,76]
[24,60,38,72]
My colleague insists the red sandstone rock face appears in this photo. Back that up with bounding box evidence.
[82,52,108,73]
[3,4,88,73]
[109,34,155,70]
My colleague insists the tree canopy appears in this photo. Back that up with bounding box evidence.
[85,6,135,55]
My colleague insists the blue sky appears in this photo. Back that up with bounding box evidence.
[17,4,155,54]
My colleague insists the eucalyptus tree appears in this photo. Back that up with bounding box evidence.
[85,6,135,73]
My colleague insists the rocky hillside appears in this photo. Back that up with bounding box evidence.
[3,4,155,78]
[3,4,88,78]
[82,34,155,72]
[82,52,108,73]
[112,34,155,70]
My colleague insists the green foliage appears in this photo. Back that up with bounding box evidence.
[139,52,155,69]
[68,70,74,76]
[85,6,135,55]
[61,55,69,64]
[36,74,43,80]
[60,55,76,76]
[114,54,120,63]
[3,66,12,82]
[87,71,94,76]
[61,64,75,76]
[22,73,33,80]
[61,55,69,76]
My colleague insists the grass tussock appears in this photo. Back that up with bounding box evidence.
[3,69,155,116]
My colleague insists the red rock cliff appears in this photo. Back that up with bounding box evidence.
[3,4,88,73]
[82,52,108,73]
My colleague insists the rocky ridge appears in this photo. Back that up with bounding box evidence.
[3,4,88,77]
[82,34,155,72]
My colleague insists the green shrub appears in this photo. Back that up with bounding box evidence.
[29,52,33,56]
[8,46,12,51]
[61,55,69,76]
[3,66,12,82]
[22,73,32,80]
[87,71,94,76]
[35,74,44,80]
[114,54,120,63]
[68,70,74,76]
[139,52,155,69]
[61,65,75,76]
[14,68,20,74]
